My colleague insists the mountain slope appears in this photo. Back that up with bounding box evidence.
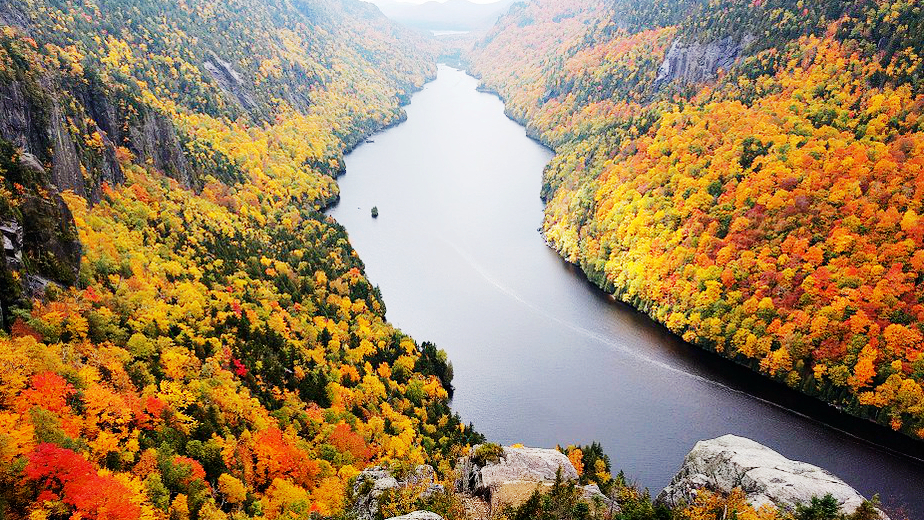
[0,1,485,519]
[470,0,924,441]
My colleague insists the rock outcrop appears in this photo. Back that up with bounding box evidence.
[351,465,436,520]
[459,445,577,507]
[1,220,24,270]
[385,512,444,520]
[0,2,30,31]
[658,435,886,518]
[0,74,205,199]
[0,148,82,325]
[580,483,612,507]
[203,55,259,114]
[458,445,613,511]
[654,35,755,89]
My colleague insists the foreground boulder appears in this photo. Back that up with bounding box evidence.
[658,435,886,517]
[458,444,612,511]
[459,444,577,508]
[352,465,436,520]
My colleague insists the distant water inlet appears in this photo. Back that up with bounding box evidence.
[328,65,924,516]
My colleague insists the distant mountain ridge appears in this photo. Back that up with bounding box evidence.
[367,0,518,31]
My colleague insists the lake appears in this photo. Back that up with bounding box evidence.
[328,65,924,516]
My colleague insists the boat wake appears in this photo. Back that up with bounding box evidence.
[434,233,924,461]
[435,234,730,387]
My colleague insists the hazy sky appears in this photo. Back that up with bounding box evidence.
[383,0,503,3]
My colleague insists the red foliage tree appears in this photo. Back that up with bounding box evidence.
[328,422,372,464]
[25,443,141,520]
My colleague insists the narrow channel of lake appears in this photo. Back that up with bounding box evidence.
[328,65,924,515]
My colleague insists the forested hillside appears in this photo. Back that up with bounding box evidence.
[0,1,484,518]
[470,0,924,441]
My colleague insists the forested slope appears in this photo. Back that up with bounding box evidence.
[0,1,484,518]
[470,0,924,441]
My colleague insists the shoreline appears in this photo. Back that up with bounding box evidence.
[431,62,924,471]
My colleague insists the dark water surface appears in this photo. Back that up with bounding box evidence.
[329,65,924,515]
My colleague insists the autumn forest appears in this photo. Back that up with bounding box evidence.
[470,0,924,441]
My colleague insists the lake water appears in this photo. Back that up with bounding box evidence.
[328,65,924,516]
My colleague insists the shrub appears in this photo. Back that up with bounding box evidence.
[471,443,504,466]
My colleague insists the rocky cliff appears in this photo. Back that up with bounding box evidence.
[0,56,230,200]
[0,142,81,326]
[653,34,755,89]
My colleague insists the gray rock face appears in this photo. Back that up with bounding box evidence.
[580,483,614,509]
[1,220,24,269]
[0,69,201,199]
[0,80,84,195]
[0,3,30,31]
[203,55,259,114]
[47,99,84,196]
[458,445,582,509]
[658,435,886,518]
[18,152,45,175]
[420,483,445,500]
[351,465,436,520]
[385,512,444,520]
[0,78,125,199]
[127,110,193,188]
[353,466,400,520]
[0,82,48,170]
[654,35,755,89]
